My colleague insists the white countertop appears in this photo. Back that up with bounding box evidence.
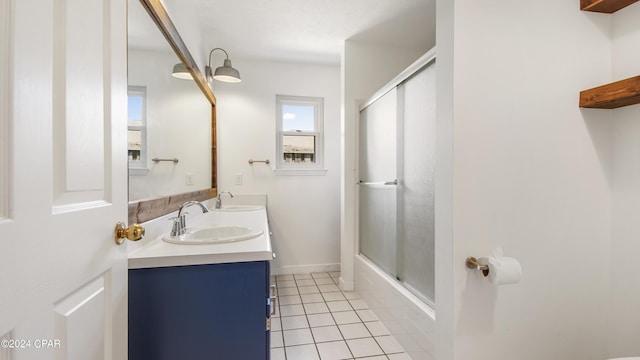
[128,207,273,269]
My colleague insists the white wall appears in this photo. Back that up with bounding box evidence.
[213,58,341,274]
[128,49,211,201]
[610,2,640,357]
[341,40,432,290]
[438,1,614,359]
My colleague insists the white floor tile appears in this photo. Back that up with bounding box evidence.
[348,299,369,310]
[271,347,286,360]
[311,325,343,343]
[271,317,282,331]
[388,353,413,360]
[299,285,321,294]
[332,310,361,325]
[342,291,361,300]
[329,271,341,278]
[317,340,353,360]
[278,280,296,288]
[279,295,302,305]
[308,313,336,327]
[338,323,371,340]
[365,321,390,336]
[327,300,352,312]
[319,284,340,293]
[311,272,330,278]
[277,274,294,281]
[278,287,300,296]
[314,277,336,285]
[302,293,326,303]
[356,309,378,322]
[346,337,384,358]
[322,292,347,301]
[305,302,330,314]
[282,315,310,330]
[280,304,305,317]
[296,279,317,287]
[376,336,405,354]
[294,273,313,280]
[286,344,320,360]
[283,328,315,346]
[271,331,283,348]
[274,285,420,360]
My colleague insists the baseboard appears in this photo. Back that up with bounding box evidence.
[271,263,340,276]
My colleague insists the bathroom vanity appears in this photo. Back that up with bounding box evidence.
[128,207,273,360]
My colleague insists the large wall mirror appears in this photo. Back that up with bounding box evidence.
[127,0,217,224]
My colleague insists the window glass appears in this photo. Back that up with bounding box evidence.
[282,104,315,131]
[128,94,143,125]
[283,135,316,163]
[276,95,324,171]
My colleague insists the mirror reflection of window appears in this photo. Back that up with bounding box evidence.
[128,86,147,169]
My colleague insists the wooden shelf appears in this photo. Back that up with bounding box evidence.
[580,0,639,13]
[580,76,640,109]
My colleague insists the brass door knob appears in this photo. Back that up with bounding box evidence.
[114,222,145,245]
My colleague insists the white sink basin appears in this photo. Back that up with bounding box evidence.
[163,226,264,245]
[214,205,264,212]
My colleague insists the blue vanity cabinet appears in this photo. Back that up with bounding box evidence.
[129,261,271,360]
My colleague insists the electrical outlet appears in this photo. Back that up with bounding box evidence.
[234,173,243,186]
[185,173,194,186]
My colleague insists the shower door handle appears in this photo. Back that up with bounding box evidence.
[358,179,397,186]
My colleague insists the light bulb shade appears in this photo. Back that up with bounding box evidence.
[171,63,192,80]
[213,59,241,83]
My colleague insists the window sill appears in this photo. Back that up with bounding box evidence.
[129,167,150,176]
[274,169,328,176]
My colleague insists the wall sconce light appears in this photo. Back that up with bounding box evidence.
[206,48,241,83]
[171,62,192,80]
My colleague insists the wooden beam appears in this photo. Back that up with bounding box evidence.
[580,76,640,109]
[580,0,640,13]
[128,188,218,225]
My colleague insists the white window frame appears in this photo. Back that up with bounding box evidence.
[275,95,326,175]
[128,86,148,174]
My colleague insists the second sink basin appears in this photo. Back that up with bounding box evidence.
[163,226,264,245]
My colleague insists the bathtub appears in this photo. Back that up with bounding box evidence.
[355,254,436,360]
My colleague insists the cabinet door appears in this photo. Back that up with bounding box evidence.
[129,261,270,360]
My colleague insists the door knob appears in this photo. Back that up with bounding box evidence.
[114,222,145,245]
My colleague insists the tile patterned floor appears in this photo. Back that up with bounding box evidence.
[270,272,412,360]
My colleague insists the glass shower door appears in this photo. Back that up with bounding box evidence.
[396,64,435,304]
[358,88,398,277]
[358,61,436,305]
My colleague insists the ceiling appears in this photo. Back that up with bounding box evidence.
[129,0,436,65]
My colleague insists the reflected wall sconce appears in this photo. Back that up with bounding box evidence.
[205,48,241,83]
[171,62,192,80]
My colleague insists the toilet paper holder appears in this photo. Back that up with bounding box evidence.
[466,256,490,277]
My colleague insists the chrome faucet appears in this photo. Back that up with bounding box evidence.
[215,192,234,209]
[170,201,210,237]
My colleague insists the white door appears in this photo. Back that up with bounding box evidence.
[0,0,129,359]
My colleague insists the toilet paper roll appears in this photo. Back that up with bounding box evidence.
[478,248,522,285]
[484,256,522,285]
